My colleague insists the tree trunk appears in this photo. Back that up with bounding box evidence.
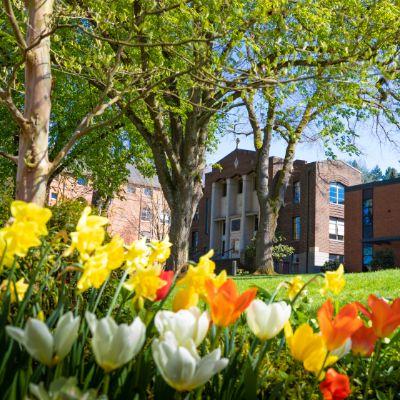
[254,142,278,275]
[15,0,54,205]
[167,179,202,271]
[255,202,278,274]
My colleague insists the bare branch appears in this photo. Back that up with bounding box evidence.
[3,0,26,52]
[0,89,31,134]
[0,150,18,164]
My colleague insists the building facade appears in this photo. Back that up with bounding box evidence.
[345,178,400,272]
[49,165,170,243]
[190,149,362,273]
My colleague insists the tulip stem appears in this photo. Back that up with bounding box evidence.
[290,274,324,306]
[103,373,110,395]
[363,340,382,400]
[107,269,129,317]
[211,325,222,350]
[316,350,330,381]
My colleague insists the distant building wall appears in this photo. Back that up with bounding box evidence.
[49,167,170,244]
[345,178,400,272]
[191,149,362,273]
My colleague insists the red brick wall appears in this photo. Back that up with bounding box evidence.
[345,189,363,272]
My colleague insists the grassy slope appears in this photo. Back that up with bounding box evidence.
[234,269,400,310]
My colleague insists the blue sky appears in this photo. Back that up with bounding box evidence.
[207,121,400,172]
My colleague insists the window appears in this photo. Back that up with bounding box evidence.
[127,184,136,194]
[293,216,301,240]
[293,181,301,204]
[362,197,373,239]
[50,192,58,200]
[238,178,243,194]
[329,182,345,204]
[254,215,259,232]
[329,218,344,241]
[144,187,153,197]
[329,254,344,263]
[205,198,209,234]
[140,231,151,241]
[222,182,227,197]
[191,231,199,250]
[77,177,87,186]
[363,245,373,269]
[160,212,170,224]
[141,207,152,221]
[222,221,226,235]
[231,219,241,232]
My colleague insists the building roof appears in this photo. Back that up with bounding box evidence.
[127,165,161,188]
[346,177,400,192]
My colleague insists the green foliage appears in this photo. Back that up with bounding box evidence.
[321,260,341,273]
[244,235,294,272]
[48,198,90,233]
[0,178,13,226]
[371,248,396,271]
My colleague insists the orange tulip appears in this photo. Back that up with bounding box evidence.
[205,279,257,327]
[318,300,362,351]
[356,295,400,338]
[351,325,377,356]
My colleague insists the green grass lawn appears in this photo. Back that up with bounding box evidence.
[234,269,400,311]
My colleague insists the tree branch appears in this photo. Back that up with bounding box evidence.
[0,150,18,164]
[3,0,26,52]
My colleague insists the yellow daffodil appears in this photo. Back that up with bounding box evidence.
[2,222,42,257]
[177,250,227,297]
[149,237,172,265]
[172,287,200,311]
[64,207,108,260]
[285,323,337,378]
[125,238,150,271]
[98,236,125,270]
[320,265,345,296]
[124,265,166,307]
[77,252,110,292]
[10,200,52,236]
[0,201,52,270]
[286,276,305,301]
[0,278,28,302]
[77,236,125,292]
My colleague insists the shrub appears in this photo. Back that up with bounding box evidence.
[370,248,396,270]
[244,234,294,272]
[321,260,342,272]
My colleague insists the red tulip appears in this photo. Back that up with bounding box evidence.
[351,325,377,356]
[356,295,400,338]
[155,270,174,301]
[320,368,351,400]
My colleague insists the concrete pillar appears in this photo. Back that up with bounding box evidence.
[225,178,233,258]
[209,182,217,250]
[239,174,249,253]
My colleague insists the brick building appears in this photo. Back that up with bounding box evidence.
[190,149,362,273]
[49,165,170,243]
[345,178,400,272]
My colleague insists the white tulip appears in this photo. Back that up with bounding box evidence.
[154,307,209,355]
[246,300,291,341]
[85,312,146,372]
[152,331,228,392]
[6,312,80,366]
[331,338,352,359]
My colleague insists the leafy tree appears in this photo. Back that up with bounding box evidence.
[237,0,400,274]
[384,166,399,180]
[348,161,384,183]
[369,165,384,182]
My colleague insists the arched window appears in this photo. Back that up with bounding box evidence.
[329,182,345,205]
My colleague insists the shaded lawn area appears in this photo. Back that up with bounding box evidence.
[234,269,400,311]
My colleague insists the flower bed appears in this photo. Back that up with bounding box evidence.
[0,201,399,399]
